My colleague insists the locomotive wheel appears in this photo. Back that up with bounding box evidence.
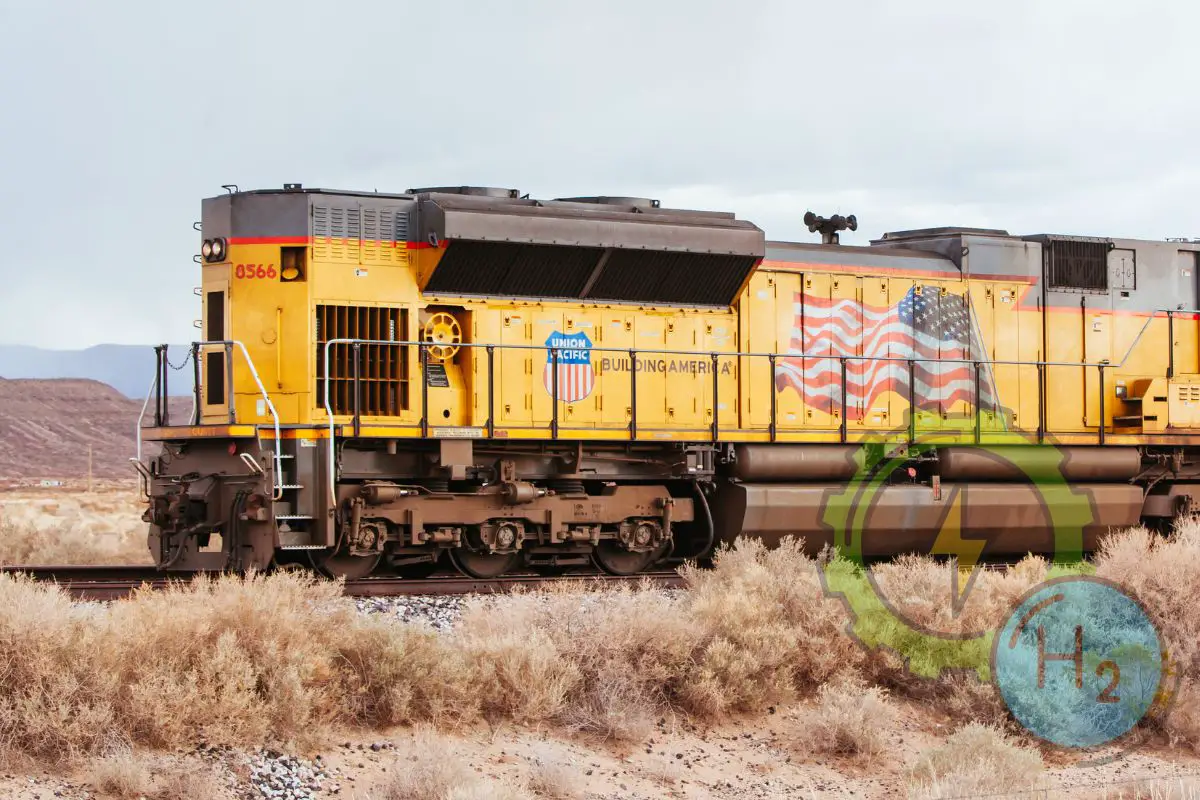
[449,548,520,579]
[591,541,665,576]
[307,549,382,580]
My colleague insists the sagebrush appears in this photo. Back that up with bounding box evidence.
[1,518,1198,766]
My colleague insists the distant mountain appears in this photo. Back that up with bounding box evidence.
[0,344,192,399]
[0,378,190,480]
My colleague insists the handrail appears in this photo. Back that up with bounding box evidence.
[317,308,1200,502]
[1108,307,1200,369]
[221,340,284,500]
[315,310,1200,369]
[132,372,159,497]
[139,341,284,500]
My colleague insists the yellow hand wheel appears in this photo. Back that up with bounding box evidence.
[422,312,462,361]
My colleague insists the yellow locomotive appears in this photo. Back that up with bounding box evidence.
[136,185,1200,577]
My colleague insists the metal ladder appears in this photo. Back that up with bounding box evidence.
[274,442,322,550]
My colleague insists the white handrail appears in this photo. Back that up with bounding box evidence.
[227,340,284,500]
[134,372,158,462]
[133,341,284,500]
[132,372,159,496]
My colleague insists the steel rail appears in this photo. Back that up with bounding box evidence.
[0,566,687,601]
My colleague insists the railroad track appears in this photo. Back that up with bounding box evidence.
[0,557,1032,601]
[0,564,688,601]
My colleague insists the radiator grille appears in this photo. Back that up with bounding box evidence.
[426,241,757,306]
[316,305,408,415]
[1046,238,1110,292]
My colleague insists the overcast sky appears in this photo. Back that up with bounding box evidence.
[1,0,1198,348]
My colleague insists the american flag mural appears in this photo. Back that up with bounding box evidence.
[775,284,997,419]
[544,331,595,403]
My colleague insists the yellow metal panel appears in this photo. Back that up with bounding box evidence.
[471,311,503,428]
[857,276,893,430]
[1016,293,1043,434]
[742,272,778,430]
[1169,379,1200,427]
[499,310,534,427]
[707,314,739,432]
[597,313,634,429]
[532,308,565,426]
[772,272,806,434]
[632,315,667,426]
[1083,296,1112,429]
[665,316,701,427]
[991,284,1022,431]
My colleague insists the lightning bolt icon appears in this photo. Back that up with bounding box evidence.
[930,488,985,616]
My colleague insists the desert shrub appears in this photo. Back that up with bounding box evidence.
[19,527,1200,763]
[1094,521,1200,747]
[87,749,152,798]
[370,729,528,800]
[795,678,896,758]
[680,537,865,715]
[0,570,468,760]
[927,672,1013,731]
[525,743,583,799]
[0,490,149,566]
[460,583,700,740]
[907,723,1043,798]
[86,750,223,800]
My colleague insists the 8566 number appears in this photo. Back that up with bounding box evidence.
[235,263,277,279]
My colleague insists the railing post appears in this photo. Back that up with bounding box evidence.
[161,345,170,426]
[419,343,429,438]
[486,345,495,438]
[191,342,200,425]
[1036,361,1045,444]
[1098,363,1106,445]
[551,347,559,439]
[973,360,982,445]
[907,358,916,444]
[225,342,235,424]
[768,354,777,442]
[629,348,638,440]
[839,357,848,444]
[153,345,164,427]
[352,342,361,438]
[711,353,720,442]
[1168,311,1175,379]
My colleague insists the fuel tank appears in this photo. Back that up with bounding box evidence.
[937,446,1141,482]
[714,481,1144,557]
[728,445,859,481]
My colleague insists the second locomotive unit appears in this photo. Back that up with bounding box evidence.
[135,184,1200,577]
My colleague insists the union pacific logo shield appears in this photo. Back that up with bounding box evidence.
[544,331,594,403]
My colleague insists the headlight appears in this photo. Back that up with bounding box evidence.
[200,238,227,263]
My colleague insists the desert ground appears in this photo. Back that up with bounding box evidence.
[1,487,1200,799]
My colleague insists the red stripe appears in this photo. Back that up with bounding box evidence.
[226,236,441,248]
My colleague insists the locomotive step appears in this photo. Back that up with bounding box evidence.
[1112,415,1144,426]
[275,514,313,521]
